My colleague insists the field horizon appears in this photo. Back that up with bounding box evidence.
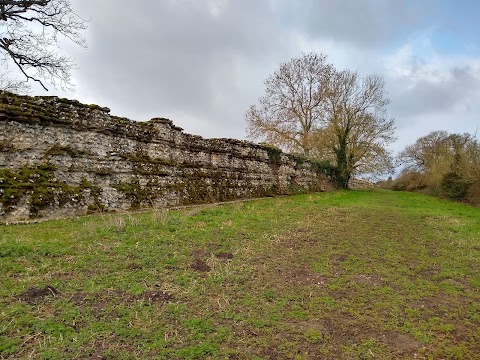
[1,190,479,359]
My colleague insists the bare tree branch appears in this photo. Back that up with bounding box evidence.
[245,52,332,155]
[0,0,87,91]
[0,71,29,92]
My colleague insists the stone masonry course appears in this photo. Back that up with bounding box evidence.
[0,91,332,222]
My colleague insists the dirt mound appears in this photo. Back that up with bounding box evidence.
[20,285,59,304]
[190,258,211,272]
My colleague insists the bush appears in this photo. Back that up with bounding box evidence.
[389,171,428,192]
[259,143,282,165]
[311,160,336,178]
[395,130,480,206]
[466,180,480,206]
[439,172,471,201]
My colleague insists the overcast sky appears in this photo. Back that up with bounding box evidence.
[30,0,480,154]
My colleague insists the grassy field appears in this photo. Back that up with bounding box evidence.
[0,190,479,359]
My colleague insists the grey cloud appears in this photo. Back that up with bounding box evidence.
[388,64,480,121]
[26,0,479,153]
[282,0,434,48]
[63,0,297,138]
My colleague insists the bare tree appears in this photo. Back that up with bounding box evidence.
[246,53,395,188]
[245,52,333,156]
[399,131,480,185]
[321,70,396,188]
[0,71,29,92]
[398,130,450,172]
[0,0,87,91]
[396,131,480,203]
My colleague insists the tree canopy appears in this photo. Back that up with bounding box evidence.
[388,130,480,204]
[246,52,395,188]
[246,52,333,156]
[398,130,480,184]
[0,0,87,91]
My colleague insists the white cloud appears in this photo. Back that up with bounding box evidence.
[383,36,480,151]
[207,0,229,17]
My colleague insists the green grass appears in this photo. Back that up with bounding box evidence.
[1,190,479,359]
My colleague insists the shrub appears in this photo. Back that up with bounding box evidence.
[389,171,428,192]
[466,180,480,206]
[439,172,471,201]
[311,160,336,178]
[259,143,282,165]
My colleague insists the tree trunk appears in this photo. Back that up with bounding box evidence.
[335,135,350,189]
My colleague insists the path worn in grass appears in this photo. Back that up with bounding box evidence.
[1,190,479,359]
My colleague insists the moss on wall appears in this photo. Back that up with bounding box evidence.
[259,143,283,165]
[114,179,163,210]
[0,165,101,217]
[45,145,91,158]
[311,160,336,178]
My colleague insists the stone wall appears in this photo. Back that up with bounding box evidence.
[0,91,332,222]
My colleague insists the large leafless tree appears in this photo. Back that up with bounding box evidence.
[245,52,333,156]
[0,0,87,91]
[246,52,395,188]
[319,70,396,188]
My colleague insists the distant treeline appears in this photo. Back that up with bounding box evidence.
[379,131,480,206]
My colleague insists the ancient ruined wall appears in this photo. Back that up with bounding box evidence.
[0,91,332,222]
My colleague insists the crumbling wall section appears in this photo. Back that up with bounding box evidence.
[0,91,332,222]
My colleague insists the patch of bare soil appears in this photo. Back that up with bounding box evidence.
[20,285,59,304]
[289,268,329,286]
[66,289,174,317]
[215,252,234,259]
[330,253,348,262]
[292,319,330,334]
[69,290,122,316]
[416,267,441,279]
[137,291,174,303]
[292,318,424,357]
[289,313,361,340]
[348,274,385,286]
[190,258,211,272]
[381,332,422,354]
[69,289,174,306]
[126,262,143,270]
[275,232,320,248]
[265,266,329,288]
[190,249,208,258]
